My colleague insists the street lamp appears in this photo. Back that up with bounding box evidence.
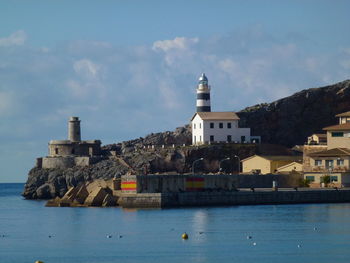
[219,157,230,174]
[233,155,240,174]
[192,158,204,175]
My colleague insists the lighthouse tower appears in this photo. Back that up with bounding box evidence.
[196,73,211,112]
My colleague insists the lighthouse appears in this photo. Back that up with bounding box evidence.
[196,73,211,112]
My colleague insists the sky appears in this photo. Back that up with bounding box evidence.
[1,0,350,182]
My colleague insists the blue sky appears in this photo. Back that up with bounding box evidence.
[1,0,350,182]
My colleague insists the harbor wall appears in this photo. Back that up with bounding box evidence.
[118,189,350,208]
[120,173,303,194]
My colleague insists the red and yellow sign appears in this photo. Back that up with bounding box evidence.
[121,181,137,191]
[186,177,205,191]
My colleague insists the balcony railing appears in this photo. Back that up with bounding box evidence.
[310,166,349,172]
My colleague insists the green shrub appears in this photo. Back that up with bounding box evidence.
[298,178,310,187]
[321,175,330,185]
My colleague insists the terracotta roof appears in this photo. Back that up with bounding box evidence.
[323,123,350,131]
[309,148,350,157]
[241,155,302,162]
[191,112,239,121]
[336,111,350,117]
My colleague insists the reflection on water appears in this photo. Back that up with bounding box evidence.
[1,184,350,263]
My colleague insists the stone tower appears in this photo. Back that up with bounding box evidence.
[68,117,81,142]
[196,73,211,112]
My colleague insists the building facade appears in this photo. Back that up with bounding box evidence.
[303,111,350,187]
[191,112,251,144]
[241,155,302,175]
[307,133,327,145]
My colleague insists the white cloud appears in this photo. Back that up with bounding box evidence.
[0,30,27,47]
[66,59,107,100]
[73,59,100,79]
[152,37,199,67]
[152,37,198,52]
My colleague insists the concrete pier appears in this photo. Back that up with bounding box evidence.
[118,188,350,208]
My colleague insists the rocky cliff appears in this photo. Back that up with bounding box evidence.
[238,79,350,146]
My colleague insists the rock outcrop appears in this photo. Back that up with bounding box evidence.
[23,159,128,199]
[238,80,350,146]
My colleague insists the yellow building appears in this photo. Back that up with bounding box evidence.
[303,148,350,187]
[241,155,302,174]
[303,111,350,188]
[323,112,350,149]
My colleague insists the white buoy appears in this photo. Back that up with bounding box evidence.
[297,244,301,248]
[106,235,112,238]
[247,235,252,240]
[313,227,317,231]
[253,242,257,246]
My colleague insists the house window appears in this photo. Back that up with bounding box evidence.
[199,123,201,129]
[241,136,246,143]
[325,160,334,169]
[227,135,232,142]
[227,123,232,128]
[315,160,322,166]
[55,148,59,155]
[219,123,223,128]
[337,159,344,166]
[330,176,338,182]
[210,123,214,128]
[332,132,344,137]
[194,123,196,129]
[200,136,202,141]
[210,135,214,142]
[71,149,75,154]
[306,176,315,182]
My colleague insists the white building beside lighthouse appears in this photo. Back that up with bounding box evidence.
[191,73,255,145]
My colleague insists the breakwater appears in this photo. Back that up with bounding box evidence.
[118,188,350,208]
[120,173,303,193]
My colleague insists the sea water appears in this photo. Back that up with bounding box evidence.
[1,183,350,263]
